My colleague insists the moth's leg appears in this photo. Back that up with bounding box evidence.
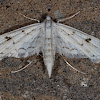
[39,54,43,57]
[20,13,40,23]
[11,60,32,74]
[61,55,86,74]
[57,11,80,23]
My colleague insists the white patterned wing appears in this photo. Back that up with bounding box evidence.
[0,23,43,60]
[55,23,100,63]
[56,35,87,58]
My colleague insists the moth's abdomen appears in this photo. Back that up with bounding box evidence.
[42,20,56,77]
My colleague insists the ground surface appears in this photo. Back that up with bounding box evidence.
[0,0,100,100]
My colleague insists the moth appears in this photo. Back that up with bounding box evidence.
[0,16,100,78]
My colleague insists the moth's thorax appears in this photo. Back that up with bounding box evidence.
[46,16,51,21]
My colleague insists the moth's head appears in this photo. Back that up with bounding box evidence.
[46,16,51,21]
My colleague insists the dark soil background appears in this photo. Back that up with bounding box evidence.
[0,0,100,100]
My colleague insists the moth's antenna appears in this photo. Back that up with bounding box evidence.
[20,13,40,23]
[61,55,86,74]
[57,11,80,23]
[11,60,32,73]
